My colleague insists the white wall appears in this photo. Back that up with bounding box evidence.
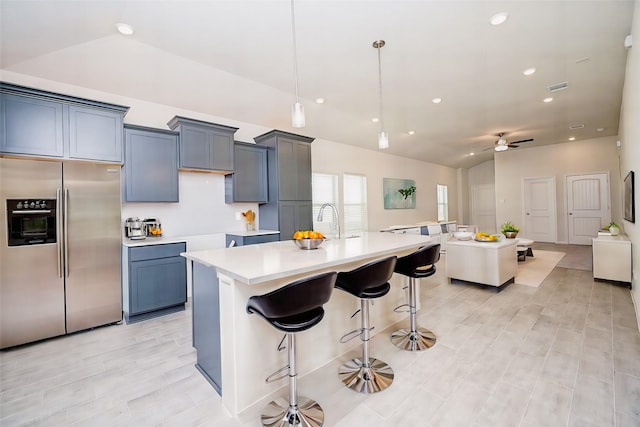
[311,139,458,232]
[494,136,622,243]
[618,0,640,328]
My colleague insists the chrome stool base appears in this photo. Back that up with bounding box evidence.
[391,327,436,351]
[261,396,324,427]
[338,357,394,394]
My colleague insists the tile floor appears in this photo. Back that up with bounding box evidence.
[1,243,639,426]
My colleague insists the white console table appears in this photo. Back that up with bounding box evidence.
[592,235,632,287]
[446,238,518,289]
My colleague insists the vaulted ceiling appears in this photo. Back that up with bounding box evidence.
[0,0,634,168]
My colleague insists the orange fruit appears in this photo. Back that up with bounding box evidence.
[293,231,303,240]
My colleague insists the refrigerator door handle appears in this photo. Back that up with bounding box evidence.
[57,188,63,278]
[64,188,69,278]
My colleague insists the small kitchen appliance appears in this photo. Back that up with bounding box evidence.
[143,217,162,236]
[125,217,146,240]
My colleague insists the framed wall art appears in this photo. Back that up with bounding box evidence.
[383,178,416,209]
[624,170,635,223]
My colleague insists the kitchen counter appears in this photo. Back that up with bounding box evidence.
[183,232,431,285]
[182,232,432,417]
[122,235,190,247]
[123,230,279,247]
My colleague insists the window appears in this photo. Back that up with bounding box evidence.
[437,184,448,221]
[343,174,368,235]
[312,173,338,236]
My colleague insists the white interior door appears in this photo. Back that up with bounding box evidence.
[471,184,496,233]
[567,173,610,245]
[523,177,557,243]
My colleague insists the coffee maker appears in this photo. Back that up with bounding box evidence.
[125,217,146,240]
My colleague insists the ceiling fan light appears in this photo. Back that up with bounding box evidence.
[495,144,508,152]
[378,131,389,149]
[490,12,509,26]
[291,102,305,128]
[115,23,135,36]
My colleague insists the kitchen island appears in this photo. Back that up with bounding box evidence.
[182,232,432,418]
[446,237,517,289]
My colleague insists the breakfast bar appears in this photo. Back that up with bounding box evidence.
[182,232,431,418]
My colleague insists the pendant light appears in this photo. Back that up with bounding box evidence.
[373,40,388,149]
[290,0,305,128]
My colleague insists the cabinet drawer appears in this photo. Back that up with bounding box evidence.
[129,242,186,261]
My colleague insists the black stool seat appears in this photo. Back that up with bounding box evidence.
[335,256,396,298]
[394,244,440,278]
[247,271,335,333]
[335,256,397,394]
[391,244,440,352]
[246,271,337,427]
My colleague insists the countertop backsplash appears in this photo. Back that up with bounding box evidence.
[121,171,258,239]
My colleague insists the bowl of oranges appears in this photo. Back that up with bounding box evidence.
[293,230,325,250]
[474,232,501,242]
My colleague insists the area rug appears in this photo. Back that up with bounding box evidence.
[515,250,566,287]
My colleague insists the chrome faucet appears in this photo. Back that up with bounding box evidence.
[317,203,341,239]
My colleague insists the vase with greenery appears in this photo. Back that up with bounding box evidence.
[501,221,520,238]
[607,222,620,236]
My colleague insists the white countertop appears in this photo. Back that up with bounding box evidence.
[122,230,279,248]
[122,235,189,247]
[182,231,432,285]
[447,237,517,249]
[224,229,280,237]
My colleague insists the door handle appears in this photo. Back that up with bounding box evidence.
[56,188,62,278]
[64,188,69,278]
[569,213,573,215]
[526,213,530,215]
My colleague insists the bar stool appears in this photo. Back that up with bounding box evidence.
[334,256,397,394]
[391,244,440,351]
[246,271,337,427]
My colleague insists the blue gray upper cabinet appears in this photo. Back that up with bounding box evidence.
[254,130,314,240]
[124,125,179,202]
[167,116,238,173]
[0,82,129,162]
[225,142,268,203]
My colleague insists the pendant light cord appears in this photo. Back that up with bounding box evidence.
[291,0,300,103]
[377,44,385,131]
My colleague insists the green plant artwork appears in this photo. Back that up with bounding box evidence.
[383,178,416,209]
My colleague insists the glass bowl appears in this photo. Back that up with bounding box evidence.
[294,238,325,250]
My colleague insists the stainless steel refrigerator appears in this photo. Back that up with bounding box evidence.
[1,157,122,349]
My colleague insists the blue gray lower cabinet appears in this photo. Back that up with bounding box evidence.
[192,262,222,395]
[225,233,280,247]
[124,242,187,324]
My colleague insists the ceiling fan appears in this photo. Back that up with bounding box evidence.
[484,133,534,152]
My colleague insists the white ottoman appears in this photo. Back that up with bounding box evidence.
[515,238,534,261]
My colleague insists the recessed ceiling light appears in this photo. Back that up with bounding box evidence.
[315,98,324,104]
[432,98,442,104]
[371,117,379,123]
[523,67,536,76]
[490,12,509,26]
[408,130,415,135]
[569,137,576,141]
[597,127,604,132]
[115,23,135,36]
[543,97,554,103]
[469,152,475,156]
